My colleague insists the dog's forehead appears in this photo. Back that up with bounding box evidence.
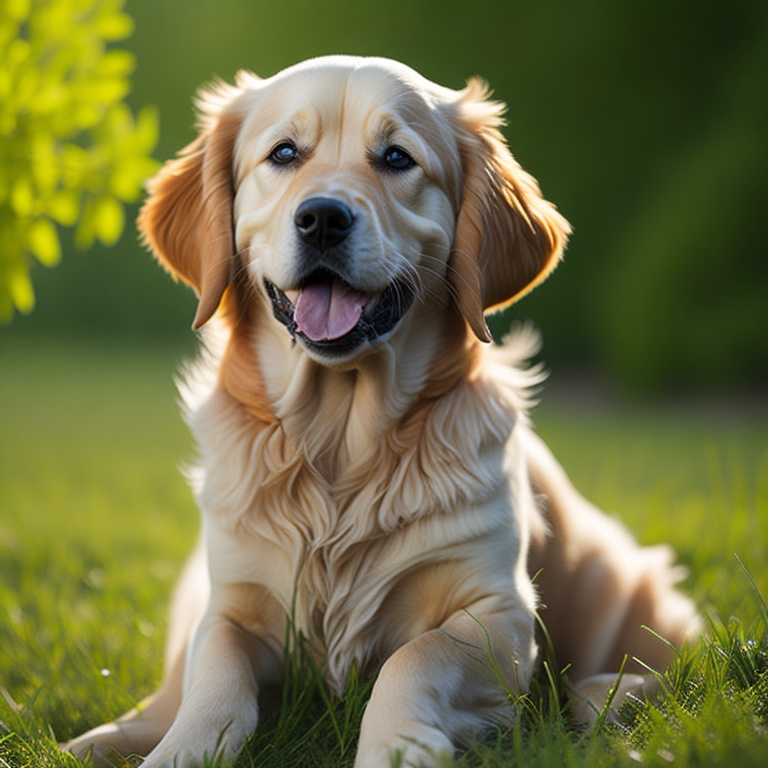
[268,56,451,105]
[240,57,455,143]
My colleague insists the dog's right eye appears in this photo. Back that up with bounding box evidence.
[382,145,416,172]
[268,141,299,166]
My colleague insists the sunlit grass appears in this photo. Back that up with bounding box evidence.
[1,341,766,767]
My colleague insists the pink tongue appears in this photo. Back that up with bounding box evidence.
[294,277,369,342]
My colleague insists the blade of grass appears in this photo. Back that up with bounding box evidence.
[734,554,768,626]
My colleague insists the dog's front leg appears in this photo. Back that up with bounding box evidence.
[141,612,281,768]
[355,599,536,768]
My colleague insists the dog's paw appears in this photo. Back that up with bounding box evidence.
[65,724,135,767]
[569,672,662,725]
[354,724,455,768]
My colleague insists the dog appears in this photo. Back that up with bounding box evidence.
[66,56,700,767]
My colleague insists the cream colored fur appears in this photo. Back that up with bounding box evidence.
[66,56,700,768]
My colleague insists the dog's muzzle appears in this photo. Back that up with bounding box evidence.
[265,272,415,357]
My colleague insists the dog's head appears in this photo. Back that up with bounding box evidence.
[140,56,569,363]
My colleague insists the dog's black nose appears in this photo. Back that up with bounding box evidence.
[294,197,355,250]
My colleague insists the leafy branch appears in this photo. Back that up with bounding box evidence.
[0,0,159,320]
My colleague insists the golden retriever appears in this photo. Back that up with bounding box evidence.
[66,56,700,767]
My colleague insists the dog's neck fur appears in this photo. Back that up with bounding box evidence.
[216,292,483,484]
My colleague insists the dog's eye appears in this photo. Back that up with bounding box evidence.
[382,146,416,172]
[269,141,299,166]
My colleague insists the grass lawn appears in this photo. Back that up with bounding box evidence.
[1,340,767,767]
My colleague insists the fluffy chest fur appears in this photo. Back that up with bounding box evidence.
[183,331,537,688]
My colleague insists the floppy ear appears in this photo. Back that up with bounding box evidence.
[448,79,571,342]
[138,88,246,330]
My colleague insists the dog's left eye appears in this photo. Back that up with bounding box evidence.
[269,141,299,166]
[382,146,416,172]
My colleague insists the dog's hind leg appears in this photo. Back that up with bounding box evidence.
[522,429,701,699]
[66,539,209,764]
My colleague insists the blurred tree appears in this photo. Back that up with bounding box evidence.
[0,0,159,321]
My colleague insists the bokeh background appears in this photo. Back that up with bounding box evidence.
[5,0,768,396]
[2,6,767,758]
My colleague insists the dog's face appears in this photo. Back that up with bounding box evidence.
[140,56,570,364]
[233,59,461,362]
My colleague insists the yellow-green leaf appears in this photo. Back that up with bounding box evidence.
[28,217,61,266]
[9,265,35,314]
[94,11,134,41]
[48,190,80,226]
[94,195,124,246]
[96,50,135,78]
[10,178,35,217]
[4,0,31,23]
[135,104,160,151]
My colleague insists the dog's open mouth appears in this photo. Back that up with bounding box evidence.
[265,271,415,354]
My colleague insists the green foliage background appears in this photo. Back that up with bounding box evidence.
[4,0,768,393]
[0,0,159,320]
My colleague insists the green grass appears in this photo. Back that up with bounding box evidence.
[1,341,767,767]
